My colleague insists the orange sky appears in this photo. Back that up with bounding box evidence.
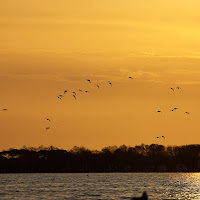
[0,0,200,150]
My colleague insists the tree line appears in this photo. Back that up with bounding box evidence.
[0,144,200,173]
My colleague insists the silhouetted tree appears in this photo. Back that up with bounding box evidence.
[0,144,200,173]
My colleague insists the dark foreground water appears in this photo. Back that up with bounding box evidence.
[0,173,199,199]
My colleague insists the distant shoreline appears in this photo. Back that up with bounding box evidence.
[1,144,200,173]
[0,171,200,174]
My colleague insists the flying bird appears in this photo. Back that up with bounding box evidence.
[129,76,133,80]
[2,109,8,111]
[170,109,175,112]
[57,96,62,100]
[108,81,112,87]
[78,90,83,92]
[156,111,162,113]
[59,95,64,97]
[185,112,190,115]
[176,87,181,89]
[156,136,165,140]
[72,92,76,95]
[97,85,100,89]
[85,90,90,93]
[46,118,51,122]
[86,79,91,83]
[170,88,174,91]
[46,127,50,130]
[174,108,178,110]
[64,90,68,94]
[161,136,165,140]
[72,95,76,100]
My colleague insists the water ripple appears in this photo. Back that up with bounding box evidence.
[0,173,199,199]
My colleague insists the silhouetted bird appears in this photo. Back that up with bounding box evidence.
[46,118,51,122]
[129,76,133,79]
[85,90,90,93]
[131,191,148,200]
[72,95,76,100]
[64,90,68,94]
[57,96,62,100]
[46,127,50,130]
[59,95,64,97]
[156,136,165,140]
[156,111,162,113]
[97,85,100,89]
[79,90,83,92]
[170,109,175,112]
[185,112,190,115]
[72,92,76,95]
[108,81,112,87]
[86,79,91,83]
[176,87,181,89]
[170,88,174,91]
[174,108,178,110]
[2,109,8,111]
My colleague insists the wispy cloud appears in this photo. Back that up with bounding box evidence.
[172,80,200,85]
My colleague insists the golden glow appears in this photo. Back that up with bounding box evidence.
[0,0,200,150]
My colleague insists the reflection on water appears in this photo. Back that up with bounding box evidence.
[0,173,199,199]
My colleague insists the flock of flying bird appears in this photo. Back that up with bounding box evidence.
[42,76,191,142]
[45,77,133,130]
[156,87,190,115]
[1,75,190,142]
[56,79,115,100]
[155,86,191,141]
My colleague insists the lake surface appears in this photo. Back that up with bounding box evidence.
[0,173,199,199]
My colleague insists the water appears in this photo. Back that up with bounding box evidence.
[0,173,199,199]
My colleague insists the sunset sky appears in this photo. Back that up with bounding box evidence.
[1,0,200,150]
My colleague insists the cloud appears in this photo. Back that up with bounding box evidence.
[169,69,200,75]
[133,70,160,78]
[172,80,200,85]
[0,73,67,82]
